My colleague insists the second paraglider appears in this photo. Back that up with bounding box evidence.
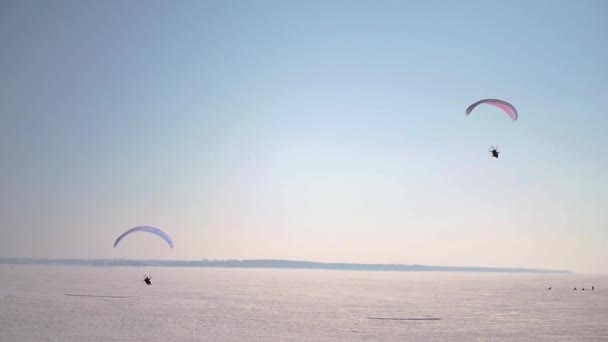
[465,98,518,159]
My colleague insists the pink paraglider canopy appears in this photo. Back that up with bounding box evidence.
[465,99,518,121]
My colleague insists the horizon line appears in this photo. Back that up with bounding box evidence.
[0,257,573,274]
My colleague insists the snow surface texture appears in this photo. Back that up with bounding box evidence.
[0,265,606,341]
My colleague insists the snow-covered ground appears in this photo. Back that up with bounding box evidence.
[1,265,606,341]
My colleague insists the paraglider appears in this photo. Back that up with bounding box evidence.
[113,226,172,287]
[465,99,518,158]
[113,226,174,249]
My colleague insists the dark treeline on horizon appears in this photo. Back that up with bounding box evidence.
[0,258,572,274]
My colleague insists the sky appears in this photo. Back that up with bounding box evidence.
[0,0,607,274]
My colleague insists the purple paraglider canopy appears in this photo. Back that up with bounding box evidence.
[113,226,174,248]
[465,99,518,121]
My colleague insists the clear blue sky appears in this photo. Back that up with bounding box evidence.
[1,0,606,273]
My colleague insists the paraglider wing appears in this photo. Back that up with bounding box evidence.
[113,226,174,248]
[465,99,518,121]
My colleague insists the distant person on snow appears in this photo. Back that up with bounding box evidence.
[143,275,152,286]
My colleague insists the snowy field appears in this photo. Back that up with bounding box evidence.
[0,265,606,342]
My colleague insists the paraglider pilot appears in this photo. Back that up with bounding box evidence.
[489,146,500,159]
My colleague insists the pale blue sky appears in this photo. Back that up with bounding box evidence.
[1,0,606,273]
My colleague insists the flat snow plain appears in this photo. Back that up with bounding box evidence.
[1,265,606,341]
